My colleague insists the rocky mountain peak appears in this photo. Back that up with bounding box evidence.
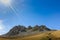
[6,25,52,36]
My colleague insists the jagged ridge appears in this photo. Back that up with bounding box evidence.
[5,25,52,36]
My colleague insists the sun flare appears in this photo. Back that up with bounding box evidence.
[0,0,11,6]
[0,0,19,17]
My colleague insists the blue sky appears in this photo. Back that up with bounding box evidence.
[0,0,60,35]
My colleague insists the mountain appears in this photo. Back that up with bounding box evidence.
[32,25,51,31]
[6,25,26,36]
[5,25,52,36]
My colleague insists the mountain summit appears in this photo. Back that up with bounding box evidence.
[5,25,52,36]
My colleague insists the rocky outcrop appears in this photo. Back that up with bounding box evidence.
[6,25,52,36]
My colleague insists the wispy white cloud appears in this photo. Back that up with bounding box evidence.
[0,20,5,30]
[0,20,5,35]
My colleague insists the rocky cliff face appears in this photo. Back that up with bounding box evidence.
[6,25,52,36]
[6,25,26,36]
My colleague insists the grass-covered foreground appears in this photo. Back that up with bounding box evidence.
[0,31,60,40]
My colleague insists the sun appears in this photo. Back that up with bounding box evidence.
[0,0,18,16]
[0,0,11,6]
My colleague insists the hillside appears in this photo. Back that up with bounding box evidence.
[0,31,60,40]
[0,25,58,40]
[5,25,51,36]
